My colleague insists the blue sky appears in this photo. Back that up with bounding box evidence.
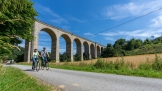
[20,0,162,53]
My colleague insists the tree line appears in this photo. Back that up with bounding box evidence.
[101,37,162,57]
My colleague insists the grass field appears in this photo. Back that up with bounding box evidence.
[17,53,162,79]
[0,65,60,91]
[50,53,162,67]
[18,53,162,66]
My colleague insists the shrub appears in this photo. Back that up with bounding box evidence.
[113,58,125,70]
[94,59,105,69]
[74,54,81,61]
[152,54,162,71]
[14,53,24,62]
[94,58,127,70]
[67,58,71,62]
[50,60,56,62]
[138,61,152,70]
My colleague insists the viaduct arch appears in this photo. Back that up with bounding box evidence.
[24,20,105,63]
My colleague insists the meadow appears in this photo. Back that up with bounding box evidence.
[18,53,162,79]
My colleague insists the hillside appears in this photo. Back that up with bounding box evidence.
[126,43,162,56]
[101,37,162,57]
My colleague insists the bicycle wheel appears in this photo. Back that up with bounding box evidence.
[41,65,43,70]
[36,61,40,72]
[41,62,45,70]
[46,62,49,70]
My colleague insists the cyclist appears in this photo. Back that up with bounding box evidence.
[32,49,40,69]
[41,47,49,68]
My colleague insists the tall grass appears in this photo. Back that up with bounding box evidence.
[152,54,162,71]
[17,54,162,78]
[50,55,162,78]
[94,58,128,70]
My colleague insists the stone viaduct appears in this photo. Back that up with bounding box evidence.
[24,20,105,63]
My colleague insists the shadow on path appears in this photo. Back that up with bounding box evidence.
[23,69,34,71]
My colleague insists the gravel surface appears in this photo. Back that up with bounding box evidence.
[7,65,162,91]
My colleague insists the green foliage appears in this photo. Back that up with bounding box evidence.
[1,46,25,62]
[74,54,81,61]
[101,37,162,58]
[143,38,151,45]
[50,60,56,62]
[138,61,152,70]
[14,54,24,63]
[49,55,162,78]
[0,0,37,59]
[59,52,71,62]
[93,59,105,69]
[101,43,114,57]
[8,46,24,59]
[152,54,162,71]
[83,52,89,60]
[138,54,162,71]
[94,58,127,70]
[126,44,162,55]
[60,52,84,62]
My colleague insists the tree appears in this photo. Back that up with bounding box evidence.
[134,39,143,49]
[126,38,136,50]
[152,37,162,44]
[0,0,37,59]
[113,44,123,56]
[83,52,89,60]
[74,54,81,61]
[113,38,126,50]
[59,52,70,62]
[101,43,114,57]
[143,38,151,45]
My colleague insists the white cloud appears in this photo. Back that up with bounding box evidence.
[103,0,162,19]
[100,29,162,40]
[150,14,162,27]
[69,17,85,22]
[99,32,118,36]
[35,3,68,24]
[84,32,95,37]
[105,37,115,41]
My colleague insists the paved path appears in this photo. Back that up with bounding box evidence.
[7,65,162,91]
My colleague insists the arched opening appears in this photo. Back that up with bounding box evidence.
[90,44,95,59]
[38,28,56,61]
[73,38,82,61]
[101,47,104,52]
[59,34,72,62]
[97,46,101,58]
[83,41,89,60]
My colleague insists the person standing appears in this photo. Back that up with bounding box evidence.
[32,49,40,69]
[41,47,49,67]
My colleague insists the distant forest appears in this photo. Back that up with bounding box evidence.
[101,37,162,57]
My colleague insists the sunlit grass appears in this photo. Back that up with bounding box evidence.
[17,54,162,79]
[0,65,56,91]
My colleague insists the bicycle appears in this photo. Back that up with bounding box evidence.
[32,60,40,72]
[41,58,49,70]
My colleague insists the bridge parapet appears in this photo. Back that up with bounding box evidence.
[36,20,105,47]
